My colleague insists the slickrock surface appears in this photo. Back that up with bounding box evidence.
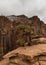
[0,44,46,65]
[0,58,9,65]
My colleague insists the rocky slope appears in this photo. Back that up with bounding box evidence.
[0,44,46,65]
[0,15,46,57]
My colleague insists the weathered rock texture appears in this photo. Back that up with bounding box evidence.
[0,44,46,65]
[0,15,46,57]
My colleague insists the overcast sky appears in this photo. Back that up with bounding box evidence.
[0,0,46,23]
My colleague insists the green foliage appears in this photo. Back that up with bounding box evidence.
[16,38,25,46]
[15,24,34,36]
[15,25,25,30]
[24,25,31,33]
[31,31,34,35]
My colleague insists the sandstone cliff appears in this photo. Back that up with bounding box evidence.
[0,15,46,57]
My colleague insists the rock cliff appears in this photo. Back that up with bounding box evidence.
[0,15,46,57]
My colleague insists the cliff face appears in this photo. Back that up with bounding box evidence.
[0,15,46,57]
[7,15,46,36]
[29,16,46,36]
[0,16,12,57]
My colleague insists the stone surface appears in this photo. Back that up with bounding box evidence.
[39,56,46,61]
[0,15,46,56]
[0,58,9,65]
[3,44,46,58]
[39,61,46,65]
[0,44,46,65]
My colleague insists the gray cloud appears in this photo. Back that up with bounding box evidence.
[0,0,23,15]
[0,0,46,23]
[24,0,46,23]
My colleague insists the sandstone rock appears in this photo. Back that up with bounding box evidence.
[0,58,9,65]
[39,61,46,65]
[0,15,46,56]
[39,37,46,43]
[31,62,39,65]
[3,44,46,58]
[2,44,46,65]
[39,56,46,61]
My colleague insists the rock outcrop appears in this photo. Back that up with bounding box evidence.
[0,15,46,57]
[0,44,46,65]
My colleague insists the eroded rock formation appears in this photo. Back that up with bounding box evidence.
[0,15,46,57]
[0,44,46,65]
